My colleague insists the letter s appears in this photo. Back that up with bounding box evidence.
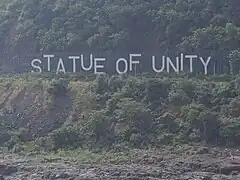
[31,59,42,73]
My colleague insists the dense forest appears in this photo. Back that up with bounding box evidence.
[0,0,240,74]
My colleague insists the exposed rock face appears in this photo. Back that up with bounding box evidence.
[1,147,240,180]
[0,80,75,136]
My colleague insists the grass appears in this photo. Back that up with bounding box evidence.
[10,141,137,165]
[18,147,138,165]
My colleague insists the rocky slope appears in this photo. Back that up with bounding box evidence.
[1,146,240,180]
[0,76,91,136]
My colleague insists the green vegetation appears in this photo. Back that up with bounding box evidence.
[1,0,240,162]
[0,73,239,156]
[0,0,240,73]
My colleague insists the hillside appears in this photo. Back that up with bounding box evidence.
[0,73,240,179]
[1,0,240,179]
[0,73,239,148]
[0,0,240,74]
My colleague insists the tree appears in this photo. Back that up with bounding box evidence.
[228,50,240,74]
[113,98,153,143]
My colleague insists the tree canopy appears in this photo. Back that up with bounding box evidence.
[0,0,240,73]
